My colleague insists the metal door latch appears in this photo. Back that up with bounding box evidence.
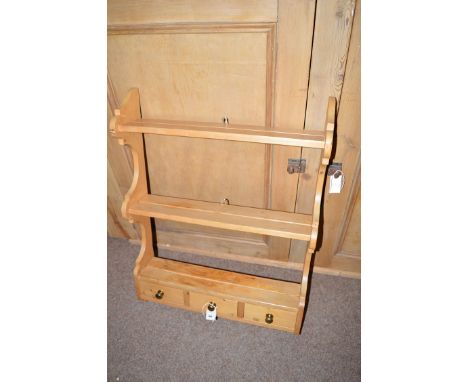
[287,158,306,174]
[327,162,342,176]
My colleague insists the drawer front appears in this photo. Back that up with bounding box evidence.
[140,280,185,307]
[244,304,297,330]
[189,292,237,319]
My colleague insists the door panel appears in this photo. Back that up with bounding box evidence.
[108,0,278,25]
[292,0,360,278]
[268,0,317,261]
[290,0,357,268]
[108,29,271,126]
[340,187,361,255]
[146,137,267,207]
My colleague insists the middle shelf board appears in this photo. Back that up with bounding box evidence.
[129,194,313,241]
[119,119,326,148]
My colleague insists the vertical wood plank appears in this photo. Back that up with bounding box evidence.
[269,0,316,260]
[291,0,357,265]
[338,177,361,256]
[314,0,359,267]
[108,0,278,25]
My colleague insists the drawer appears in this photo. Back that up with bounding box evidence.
[244,304,297,330]
[189,292,237,319]
[140,280,185,307]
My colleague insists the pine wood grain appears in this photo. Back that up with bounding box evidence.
[294,97,336,333]
[290,0,357,267]
[314,0,360,269]
[269,0,317,261]
[129,194,313,241]
[107,100,139,239]
[340,185,361,255]
[119,119,325,148]
[140,257,301,309]
[244,303,296,330]
[108,0,278,25]
[190,292,238,319]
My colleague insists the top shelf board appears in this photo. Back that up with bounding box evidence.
[119,119,326,148]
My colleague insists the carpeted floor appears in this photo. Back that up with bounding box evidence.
[108,237,361,381]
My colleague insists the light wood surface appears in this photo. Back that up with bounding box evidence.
[294,97,336,333]
[140,257,300,309]
[329,253,360,276]
[295,0,356,213]
[109,88,146,222]
[119,119,325,148]
[129,194,313,241]
[268,0,317,261]
[313,0,360,273]
[237,302,245,318]
[140,280,185,307]
[244,303,296,331]
[139,275,298,333]
[107,159,138,238]
[108,0,278,25]
[340,185,361,255]
[109,89,157,293]
[190,292,238,319]
[107,100,139,239]
[289,0,358,273]
[108,24,273,126]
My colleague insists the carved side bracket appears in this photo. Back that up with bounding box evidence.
[109,88,146,223]
[110,88,154,290]
[295,97,336,333]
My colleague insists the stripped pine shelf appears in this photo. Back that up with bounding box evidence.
[140,257,301,309]
[118,119,326,148]
[110,88,336,334]
[139,258,301,332]
[129,194,313,241]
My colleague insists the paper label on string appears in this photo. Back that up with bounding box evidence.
[205,307,217,321]
[329,173,344,194]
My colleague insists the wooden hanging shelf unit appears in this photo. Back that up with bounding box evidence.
[110,88,336,334]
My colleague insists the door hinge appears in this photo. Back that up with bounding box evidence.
[287,158,306,174]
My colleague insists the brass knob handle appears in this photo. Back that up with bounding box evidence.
[207,302,217,311]
[155,290,164,299]
[265,313,274,324]
[287,165,295,174]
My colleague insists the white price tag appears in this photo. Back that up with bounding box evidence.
[205,304,217,321]
[329,172,344,194]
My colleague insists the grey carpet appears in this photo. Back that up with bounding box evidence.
[108,237,361,382]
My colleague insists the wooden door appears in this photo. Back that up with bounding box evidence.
[287,0,360,277]
[107,0,317,268]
